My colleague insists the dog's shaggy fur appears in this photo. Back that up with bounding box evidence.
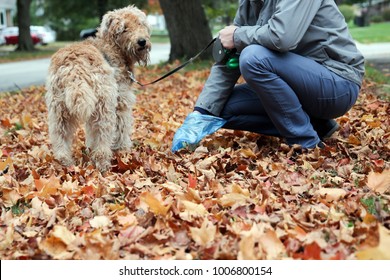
[45,6,151,171]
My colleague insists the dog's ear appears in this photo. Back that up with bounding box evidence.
[100,11,125,36]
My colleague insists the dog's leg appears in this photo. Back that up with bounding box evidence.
[112,87,136,151]
[86,98,117,172]
[47,103,77,166]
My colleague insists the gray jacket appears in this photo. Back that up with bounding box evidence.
[196,0,365,116]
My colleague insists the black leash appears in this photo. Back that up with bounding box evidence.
[129,37,217,87]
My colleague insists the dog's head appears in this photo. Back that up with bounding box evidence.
[100,5,151,66]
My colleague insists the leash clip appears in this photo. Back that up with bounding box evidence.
[128,71,144,87]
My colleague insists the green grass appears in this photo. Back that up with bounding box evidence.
[0,41,71,63]
[365,64,390,84]
[349,22,390,43]
[151,35,170,44]
[365,64,390,101]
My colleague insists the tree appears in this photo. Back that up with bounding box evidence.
[202,0,238,26]
[16,0,35,51]
[159,0,213,61]
[38,0,146,40]
[344,0,373,26]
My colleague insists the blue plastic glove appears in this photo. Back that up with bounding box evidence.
[171,112,227,152]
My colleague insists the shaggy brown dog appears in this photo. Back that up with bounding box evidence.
[45,6,151,172]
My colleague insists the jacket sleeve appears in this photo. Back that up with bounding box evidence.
[234,0,322,52]
[194,63,241,116]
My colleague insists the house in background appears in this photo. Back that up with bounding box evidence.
[0,0,16,29]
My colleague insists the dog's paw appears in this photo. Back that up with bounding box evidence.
[54,153,75,167]
[91,150,112,173]
[95,161,111,173]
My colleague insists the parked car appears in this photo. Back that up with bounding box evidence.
[80,28,97,39]
[2,26,56,46]
[0,30,5,45]
[31,26,57,45]
[2,26,40,45]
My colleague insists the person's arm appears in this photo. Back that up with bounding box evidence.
[193,2,245,116]
[234,0,322,52]
[194,63,240,116]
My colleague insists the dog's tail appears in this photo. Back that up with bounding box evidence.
[64,82,98,122]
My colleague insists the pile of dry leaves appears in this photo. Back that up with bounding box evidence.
[0,64,389,260]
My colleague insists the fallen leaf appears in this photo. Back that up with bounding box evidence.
[0,156,12,174]
[238,235,257,260]
[52,225,76,245]
[303,242,322,260]
[259,229,286,260]
[356,225,390,260]
[2,189,21,208]
[366,170,390,193]
[188,173,197,189]
[140,192,170,216]
[316,188,347,202]
[31,175,61,199]
[89,216,111,228]
[180,200,208,221]
[190,219,216,247]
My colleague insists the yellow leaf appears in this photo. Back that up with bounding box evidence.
[348,135,361,145]
[238,235,257,260]
[367,170,390,194]
[356,225,390,260]
[259,229,286,260]
[144,138,160,149]
[2,189,21,208]
[360,114,381,127]
[21,114,33,128]
[39,235,73,259]
[190,219,216,247]
[218,193,249,207]
[32,175,61,199]
[52,225,75,245]
[367,121,382,128]
[360,114,375,122]
[0,156,12,174]
[239,148,256,159]
[179,200,208,221]
[302,160,315,170]
[140,192,170,216]
[232,183,250,196]
[317,188,347,202]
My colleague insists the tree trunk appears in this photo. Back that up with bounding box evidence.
[16,0,35,51]
[159,0,213,61]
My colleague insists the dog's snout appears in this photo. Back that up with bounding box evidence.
[137,38,147,47]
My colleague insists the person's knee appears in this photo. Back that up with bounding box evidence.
[239,45,272,81]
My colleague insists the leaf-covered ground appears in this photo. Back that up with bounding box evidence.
[0,64,389,260]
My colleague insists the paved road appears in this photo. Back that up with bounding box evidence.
[0,58,51,92]
[0,43,170,92]
[1,42,389,92]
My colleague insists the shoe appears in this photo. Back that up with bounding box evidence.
[311,119,339,140]
[171,112,227,152]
